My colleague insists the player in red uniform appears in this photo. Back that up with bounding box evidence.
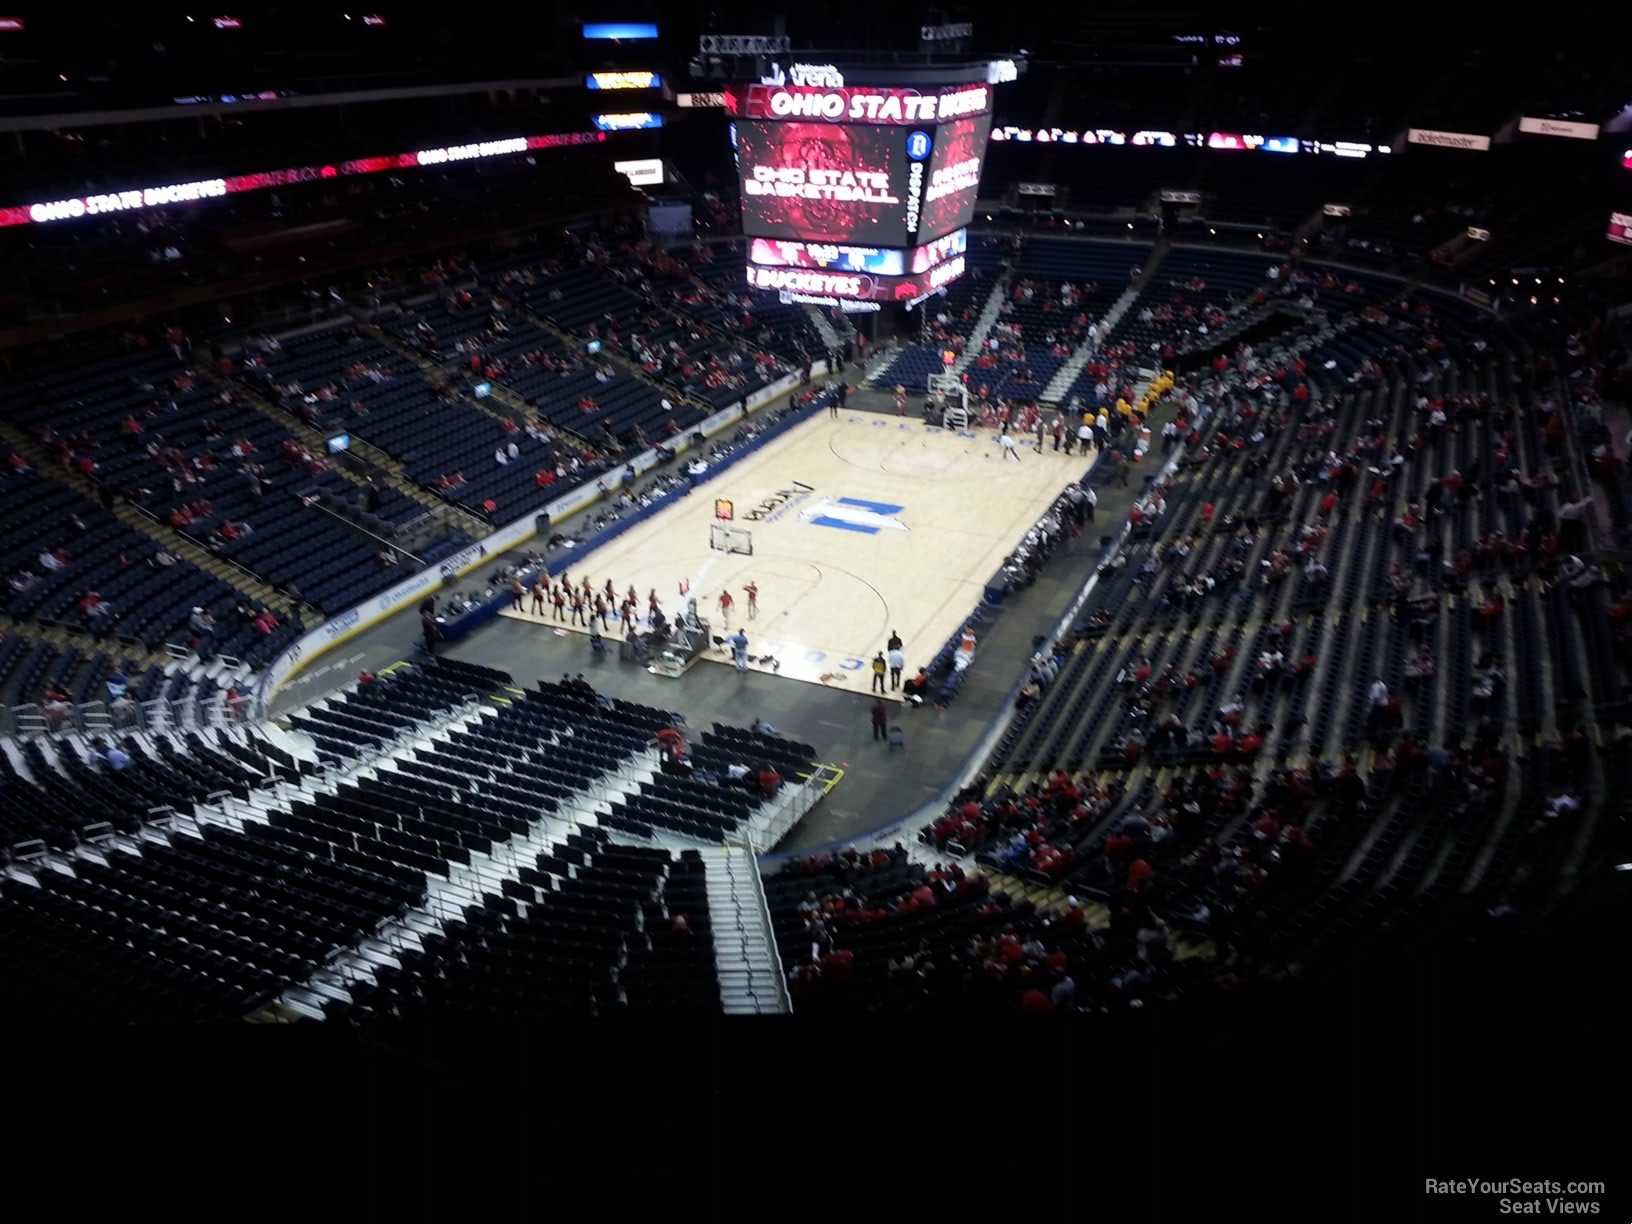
[718,589,734,626]
[744,581,759,620]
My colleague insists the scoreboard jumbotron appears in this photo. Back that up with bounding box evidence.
[724,60,1012,308]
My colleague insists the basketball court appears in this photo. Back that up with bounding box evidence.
[500,409,1094,698]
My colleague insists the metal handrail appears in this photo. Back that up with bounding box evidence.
[124,502,282,597]
[740,849,792,1013]
[6,687,266,743]
[297,486,424,565]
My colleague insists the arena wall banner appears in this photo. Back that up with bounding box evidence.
[1016,182,1055,195]
[1406,127,1491,151]
[257,367,819,703]
[1608,212,1632,248]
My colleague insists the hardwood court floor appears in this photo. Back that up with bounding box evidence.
[500,411,1095,699]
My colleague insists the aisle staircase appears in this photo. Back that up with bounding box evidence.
[1038,241,1169,403]
[353,312,594,437]
[702,846,790,1014]
[214,358,489,538]
[946,276,1013,377]
[804,303,842,354]
[275,693,674,1017]
[491,296,720,425]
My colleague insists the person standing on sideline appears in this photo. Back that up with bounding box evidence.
[839,382,850,408]
[1034,415,1047,453]
[421,608,439,654]
[744,581,759,620]
[1076,419,1093,454]
[887,645,905,690]
[531,578,547,615]
[593,594,609,630]
[510,577,525,611]
[894,384,907,416]
[728,630,750,672]
[998,432,1022,462]
[1085,484,1098,523]
[887,629,903,653]
[570,589,586,626]
[830,390,841,418]
[1051,414,1065,452]
[871,698,889,741]
[552,585,567,621]
[871,652,888,693]
[718,588,734,626]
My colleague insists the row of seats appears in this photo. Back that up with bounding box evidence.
[915,288,1620,982]
[326,834,721,1019]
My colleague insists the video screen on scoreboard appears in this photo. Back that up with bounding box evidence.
[918,113,992,241]
[735,119,909,246]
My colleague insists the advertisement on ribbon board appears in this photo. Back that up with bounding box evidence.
[586,71,661,90]
[593,112,663,132]
[613,158,664,186]
[1518,116,1599,140]
[1407,128,1491,151]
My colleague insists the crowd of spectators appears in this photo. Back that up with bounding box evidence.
[770,843,1213,1012]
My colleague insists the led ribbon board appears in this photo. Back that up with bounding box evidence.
[0,132,607,228]
[725,83,991,125]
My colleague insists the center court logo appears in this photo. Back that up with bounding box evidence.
[801,497,908,534]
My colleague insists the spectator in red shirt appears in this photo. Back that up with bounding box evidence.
[1020,988,1054,1013]
[654,726,685,761]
